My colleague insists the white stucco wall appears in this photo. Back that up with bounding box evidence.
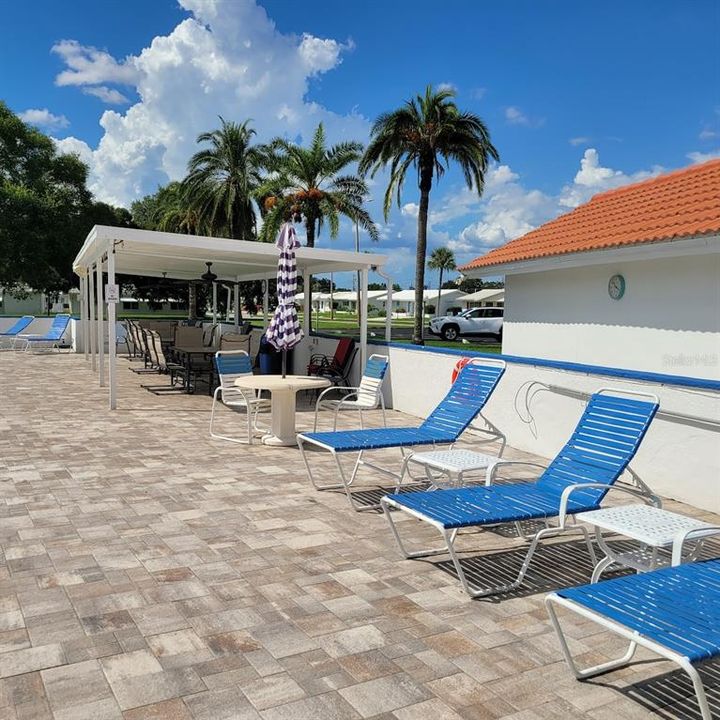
[502,253,720,380]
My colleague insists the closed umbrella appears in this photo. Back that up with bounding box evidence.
[265,222,303,378]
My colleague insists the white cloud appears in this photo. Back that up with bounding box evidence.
[437,82,457,93]
[52,0,367,206]
[687,149,720,164]
[558,148,660,208]
[568,136,590,146]
[82,86,130,104]
[469,87,486,100]
[53,136,94,165]
[401,203,419,217]
[52,39,139,87]
[18,108,69,130]
[699,127,719,141]
[505,105,544,128]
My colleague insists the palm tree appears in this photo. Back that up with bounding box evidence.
[183,118,266,240]
[428,247,456,317]
[259,123,378,247]
[359,85,499,344]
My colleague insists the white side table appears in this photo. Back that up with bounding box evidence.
[405,449,501,488]
[576,504,719,582]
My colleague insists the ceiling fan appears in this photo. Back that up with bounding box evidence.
[201,261,218,283]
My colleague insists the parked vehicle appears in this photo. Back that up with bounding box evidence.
[428,307,503,341]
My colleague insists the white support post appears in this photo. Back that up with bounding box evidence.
[212,281,218,324]
[107,247,117,410]
[384,279,393,343]
[263,279,269,329]
[96,262,105,387]
[302,271,311,338]
[360,268,368,370]
[234,277,240,330]
[226,286,231,323]
[80,274,89,359]
[89,266,97,371]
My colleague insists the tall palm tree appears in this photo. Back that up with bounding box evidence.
[428,246,456,317]
[259,123,378,247]
[359,85,499,344]
[183,118,266,240]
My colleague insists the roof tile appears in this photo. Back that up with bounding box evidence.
[460,159,720,270]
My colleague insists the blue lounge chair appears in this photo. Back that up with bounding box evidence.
[16,314,71,353]
[546,543,720,720]
[381,389,659,597]
[0,316,34,349]
[297,358,506,511]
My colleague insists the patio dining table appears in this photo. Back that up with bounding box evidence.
[234,374,331,446]
[172,345,215,393]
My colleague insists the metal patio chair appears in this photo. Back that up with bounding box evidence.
[297,357,506,511]
[313,354,389,431]
[15,314,71,353]
[380,388,660,597]
[209,350,270,444]
[0,316,34,350]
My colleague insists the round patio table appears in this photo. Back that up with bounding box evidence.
[234,375,331,446]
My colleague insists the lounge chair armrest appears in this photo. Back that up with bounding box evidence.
[671,525,720,566]
[485,460,549,485]
[558,482,662,525]
[316,386,360,403]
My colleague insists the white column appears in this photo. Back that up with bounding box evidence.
[384,279,393,342]
[80,274,89,359]
[263,279,269,329]
[234,278,240,330]
[212,281,217,324]
[89,266,97,371]
[360,268,368,370]
[302,271,310,337]
[107,247,117,410]
[226,287,232,323]
[96,262,105,387]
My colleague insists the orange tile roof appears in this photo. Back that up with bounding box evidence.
[460,158,720,271]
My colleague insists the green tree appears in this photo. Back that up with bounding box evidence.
[182,118,266,240]
[359,85,498,343]
[259,123,378,247]
[427,247,456,317]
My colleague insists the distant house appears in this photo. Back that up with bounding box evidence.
[460,158,720,379]
[377,289,467,317]
[459,289,505,309]
[0,288,80,316]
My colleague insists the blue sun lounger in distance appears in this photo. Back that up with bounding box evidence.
[0,316,34,349]
[16,314,71,352]
[297,357,506,511]
[381,388,659,597]
[546,535,720,720]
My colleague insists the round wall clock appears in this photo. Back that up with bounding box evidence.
[608,274,626,300]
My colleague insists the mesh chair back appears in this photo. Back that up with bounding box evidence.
[203,324,218,347]
[220,333,251,354]
[44,314,71,340]
[1,316,34,336]
[356,354,389,407]
[146,330,170,369]
[214,350,254,404]
[174,325,204,346]
[536,390,659,506]
[420,358,506,439]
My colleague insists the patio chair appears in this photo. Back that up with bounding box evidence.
[380,388,659,597]
[0,316,34,350]
[307,337,356,386]
[140,329,190,393]
[313,354,389,431]
[220,332,251,354]
[15,314,71,353]
[297,357,506,511]
[546,532,720,720]
[209,350,271,444]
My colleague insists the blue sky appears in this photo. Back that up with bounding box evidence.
[3,0,719,287]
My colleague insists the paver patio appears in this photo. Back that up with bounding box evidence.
[0,351,718,719]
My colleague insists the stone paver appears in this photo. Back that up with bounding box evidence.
[0,351,718,719]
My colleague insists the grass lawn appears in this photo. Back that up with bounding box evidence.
[391,339,502,353]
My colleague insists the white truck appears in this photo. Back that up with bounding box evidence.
[428,307,503,342]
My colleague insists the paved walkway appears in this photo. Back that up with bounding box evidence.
[0,352,717,719]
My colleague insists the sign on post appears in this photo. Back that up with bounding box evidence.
[105,283,120,304]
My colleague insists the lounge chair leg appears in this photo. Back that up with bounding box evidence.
[298,439,346,491]
[381,500,458,558]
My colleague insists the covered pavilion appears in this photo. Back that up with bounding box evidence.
[72,225,391,409]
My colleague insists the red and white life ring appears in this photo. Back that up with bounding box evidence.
[451,357,472,383]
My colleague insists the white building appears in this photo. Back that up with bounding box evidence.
[459,288,505,309]
[460,159,720,380]
[378,288,467,317]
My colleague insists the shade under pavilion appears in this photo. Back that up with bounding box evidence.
[73,225,391,409]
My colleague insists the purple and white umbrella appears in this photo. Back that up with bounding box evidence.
[265,222,303,377]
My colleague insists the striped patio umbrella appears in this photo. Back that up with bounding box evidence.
[265,222,303,377]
